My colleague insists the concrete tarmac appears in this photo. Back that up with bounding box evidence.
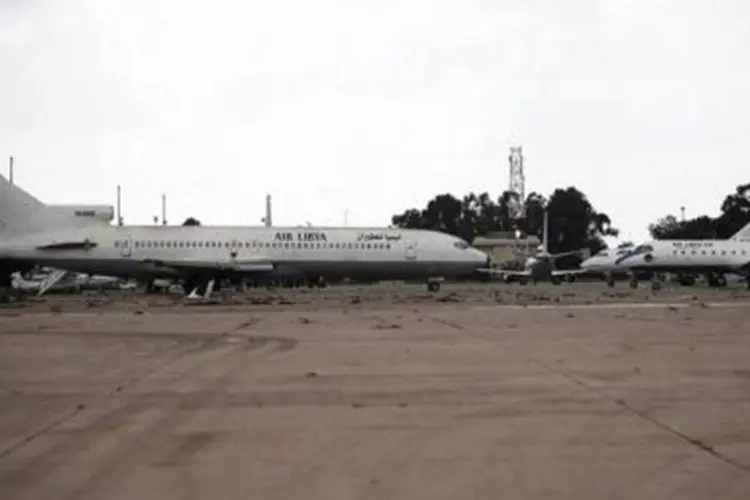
[2,284,750,499]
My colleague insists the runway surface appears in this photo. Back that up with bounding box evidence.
[1,283,750,499]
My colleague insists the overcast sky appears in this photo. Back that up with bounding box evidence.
[1,0,748,243]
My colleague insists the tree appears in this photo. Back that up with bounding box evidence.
[648,182,750,240]
[648,215,717,240]
[716,183,750,238]
[182,217,201,226]
[390,186,618,257]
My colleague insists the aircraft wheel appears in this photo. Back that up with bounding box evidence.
[629,277,638,289]
[427,281,440,293]
[566,275,576,284]
[550,276,561,285]
[518,278,528,285]
[715,275,727,287]
[651,280,661,291]
[606,275,615,287]
[680,275,696,286]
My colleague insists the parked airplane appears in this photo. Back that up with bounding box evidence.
[478,210,588,284]
[0,177,490,299]
[615,238,750,290]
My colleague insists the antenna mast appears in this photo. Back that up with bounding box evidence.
[161,194,167,225]
[262,194,272,227]
[116,185,123,226]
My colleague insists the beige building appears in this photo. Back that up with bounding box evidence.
[472,232,541,267]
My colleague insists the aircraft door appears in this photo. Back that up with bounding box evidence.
[118,232,132,258]
[405,241,418,261]
[229,239,240,260]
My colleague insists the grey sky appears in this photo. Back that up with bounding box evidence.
[1,0,748,242]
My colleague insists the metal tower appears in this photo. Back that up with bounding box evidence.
[508,146,526,220]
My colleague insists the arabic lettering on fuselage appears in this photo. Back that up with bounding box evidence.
[274,231,327,242]
[672,241,714,248]
[357,232,402,242]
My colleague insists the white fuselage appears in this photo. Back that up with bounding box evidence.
[579,245,636,274]
[616,239,750,274]
[0,225,489,283]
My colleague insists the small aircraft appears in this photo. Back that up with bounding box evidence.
[478,210,588,284]
[615,232,750,290]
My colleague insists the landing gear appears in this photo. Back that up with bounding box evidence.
[650,273,663,291]
[629,275,639,289]
[606,273,615,287]
[566,274,576,284]
[0,270,17,302]
[678,274,696,286]
[706,273,727,287]
[427,280,441,293]
[550,275,561,285]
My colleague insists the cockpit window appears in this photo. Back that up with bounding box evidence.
[454,240,470,250]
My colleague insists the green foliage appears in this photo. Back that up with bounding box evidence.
[391,187,618,256]
[182,217,201,226]
[648,183,750,240]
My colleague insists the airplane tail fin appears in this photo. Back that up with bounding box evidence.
[1,174,114,239]
[730,221,750,240]
[0,173,46,238]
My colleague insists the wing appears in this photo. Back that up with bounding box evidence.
[476,268,530,278]
[551,268,588,276]
[139,256,275,274]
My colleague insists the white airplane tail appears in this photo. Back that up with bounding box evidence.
[0,173,114,239]
[730,221,750,240]
[0,173,46,238]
